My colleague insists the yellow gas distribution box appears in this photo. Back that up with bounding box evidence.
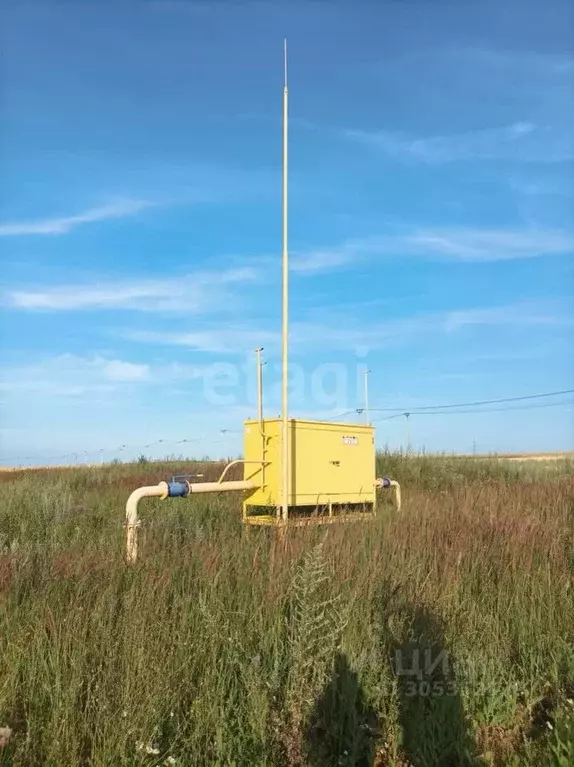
[243,418,376,522]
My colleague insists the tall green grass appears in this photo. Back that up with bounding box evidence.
[0,454,573,766]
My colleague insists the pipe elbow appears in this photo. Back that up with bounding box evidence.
[390,481,401,511]
[126,482,168,521]
[125,481,169,564]
[375,476,401,511]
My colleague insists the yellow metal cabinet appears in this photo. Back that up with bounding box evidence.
[243,418,376,523]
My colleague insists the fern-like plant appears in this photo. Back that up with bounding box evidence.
[273,541,348,765]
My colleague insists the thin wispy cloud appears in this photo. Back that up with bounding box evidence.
[446,48,574,77]
[295,301,567,350]
[0,354,210,398]
[406,228,574,262]
[290,237,378,274]
[100,360,150,382]
[508,177,574,198]
[395,47,574,78]
[5,227,570,316]
[290,228,574,274]
[442,301,569,333]
[124,300,568,356]
[290,248,353,275]
[126,327,280,354]
[344,122,574,165]
[0,199,153,236]
[5,266,257,313]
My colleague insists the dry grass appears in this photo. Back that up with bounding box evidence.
[0,452,573,766]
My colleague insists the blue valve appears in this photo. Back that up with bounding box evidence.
[167,481,190,498]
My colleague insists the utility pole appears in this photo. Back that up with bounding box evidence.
[363,369,370,425]
[404,412,411,454]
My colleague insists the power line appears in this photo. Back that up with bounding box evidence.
[5,390,573,465]
[415,399,574,416]
[327,388,574,422]
[325,409,358,422]
[372,388,574,413]
[4,431,239,466]
[371,398,574,423]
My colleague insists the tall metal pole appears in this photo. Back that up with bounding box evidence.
[363,369,370,425]
[255,347,264,428]
[405,412,411,454]
[281,39,289,522]
[255,346,266,489]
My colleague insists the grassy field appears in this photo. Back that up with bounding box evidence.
[0,453,573,766]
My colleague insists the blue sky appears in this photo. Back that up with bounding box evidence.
[1,0,573,464]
